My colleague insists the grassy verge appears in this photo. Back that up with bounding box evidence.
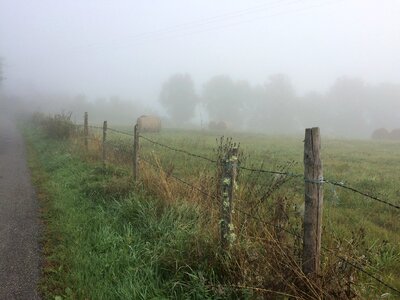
[24,127,241,299]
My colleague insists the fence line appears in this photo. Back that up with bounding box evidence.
[77,114,400,295]
[94,122,400,211]
[140,132,399,212]
[82,122,400,211]
[135,136,400,293]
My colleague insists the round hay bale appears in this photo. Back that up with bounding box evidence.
[137,115,161,133]
[371,128,390,140]
[389,128,400,140]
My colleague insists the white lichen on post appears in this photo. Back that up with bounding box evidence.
[220,146,238,250]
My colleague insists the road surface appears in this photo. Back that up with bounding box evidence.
[0,117,41,299]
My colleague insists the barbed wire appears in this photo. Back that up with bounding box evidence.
[79,124,399,211]
[75,123,135,137]
[107,127,135,137]
[323,179,400,210]
[239,164,399,210]
[320,245,400,295]
[239,165,304,178]
[139,134,217,164]
[235,207,400,295]
[140,156,217,199]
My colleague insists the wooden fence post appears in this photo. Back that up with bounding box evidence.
[133,123,139,182]
[102,120,107,168]
[84,112,88,151]
[302,127,323,276]
[220,146,238,250]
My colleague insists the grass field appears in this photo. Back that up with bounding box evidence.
[26,117,400,299]
[91,125,400,294]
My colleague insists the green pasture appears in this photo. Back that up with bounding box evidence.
[99,126,400,290]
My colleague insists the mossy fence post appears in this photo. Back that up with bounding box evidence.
[102,120,107,168]
[220,146,238,250]
[84,112,88,151]
[133,123,139,182]
[302,127,323,276]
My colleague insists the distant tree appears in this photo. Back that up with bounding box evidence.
[265,74,295,101]
[250,74,298,132]
[159,73,198,124]
[202,75,251,128]
[0,58,4,87]
[326,77,370,136]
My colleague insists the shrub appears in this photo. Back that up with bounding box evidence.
[38,112,75,139]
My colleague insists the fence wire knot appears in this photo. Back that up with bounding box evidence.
[304,177,325,185]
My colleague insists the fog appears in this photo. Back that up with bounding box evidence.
[1,0,400,137]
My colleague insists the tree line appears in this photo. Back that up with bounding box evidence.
[159,73,400,137]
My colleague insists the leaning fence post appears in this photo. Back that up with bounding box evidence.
[220,146,238,250]
[102,120,107,168]
[133,123,139,182]
[84,112,88,151]
[302,127,323,276]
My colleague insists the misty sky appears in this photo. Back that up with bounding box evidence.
[1,0,400,106]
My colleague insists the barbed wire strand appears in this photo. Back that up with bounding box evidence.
[239,165,303,178]
[239,164,399,210]
[139,134,217,164]
[79,126,399,211]
[323,179,400,210]
[235,207,400,295]
[76,123,135,137]
[320,245,400,295]
[107,127,135,137]
[140,156,217,199]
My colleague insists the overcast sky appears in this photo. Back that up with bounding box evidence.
[1,0,400,105]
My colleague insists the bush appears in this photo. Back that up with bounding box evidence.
[34,112,75,139]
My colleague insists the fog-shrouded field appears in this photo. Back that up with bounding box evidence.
[2,0,400,298]
[1,0,400,139]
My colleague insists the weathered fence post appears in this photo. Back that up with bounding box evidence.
[102,120,107,168]
[220,146,238,250]
[302,127,323,276]
[84,112,88,151]
[133,123,139,182]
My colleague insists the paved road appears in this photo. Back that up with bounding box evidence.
[0,117,41,299]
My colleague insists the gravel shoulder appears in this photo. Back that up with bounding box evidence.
[0,117,41,299]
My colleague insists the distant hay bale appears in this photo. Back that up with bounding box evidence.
[208,121,229,131]
[371,128,389,140]
[137,115,161,133]
[389,128,400,140]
